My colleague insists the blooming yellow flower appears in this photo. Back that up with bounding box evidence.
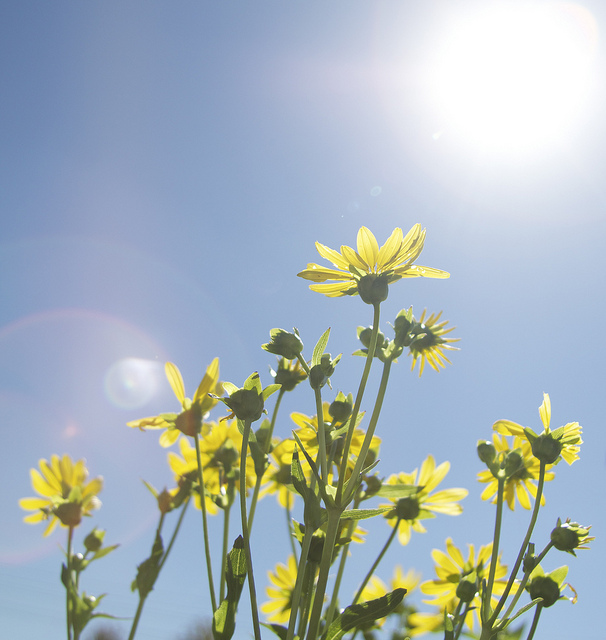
[128,359,221,447]
[20,454,103,536]
[297,225,449,300]
[408,310,459,376]
[260,438,299,509]
[478,434,555,510]
[261,554,298,624]
[382,456,467,545]
[493,393,582,465]
[421,537,508,632]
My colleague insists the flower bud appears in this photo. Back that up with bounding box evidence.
[156,488,174,514]
[262,329,304,360]
[329,392,353,423]
[523,552,539,574]
[550,518,592,555]
[175,404,202,437]
[358,274,389,305]
[54,502,83,528]
[84,528,105,553]
[358,327,386,350]
[396,496,420,521]
[393,312,413,347]
[226,388,264,422]
[477,440,497,465]
[456,573,478,603]
[504,450,525,478]
[527,575,560,607]
[72,553,86,571]
[272,358,306,392]
[531,433,562,464]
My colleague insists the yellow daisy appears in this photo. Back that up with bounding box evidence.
[20,454,103,536]
[128,359,221,447]
[493,393,582,465]
[297,225,449,302]
[478,434,555,510]
[261,554,299,624]
[408,310,459,376]
[382,455,467,545]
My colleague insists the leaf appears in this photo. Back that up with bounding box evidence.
[312,328,331,366]
[212,536,248,640]
[132,531,164,598]
[260,623,291,640]
[339,506,393,522]
[375,484,419,499]
[322,588,406,640]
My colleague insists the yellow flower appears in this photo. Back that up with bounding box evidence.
[260,438,299,509]
[493,393,582,465]
[261,555,298,624]
[408,310,459,376]
[168,421,255,513]
[382,456,468,545]
[20,454,103,536]
[478,434,555,510]
[128,359,221,447]
[297,225,449,301]
[421,538,508,632]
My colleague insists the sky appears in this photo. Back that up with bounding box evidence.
[1,1,605,639]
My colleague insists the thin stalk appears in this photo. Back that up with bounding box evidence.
[286,526,314,640]
[352,517,400,605]
[219,501,232,602]
[305,507,342,640]
[525,604,543,640]
[66,526,74,640]
[336,302,381,504]
[194,429,218,613]
[296,561,319,640]
[239,419,262,640]
[482,477,505,628]
[488,463,546,628]
[158,499,189,573]
[453,601,471,640]
[286,501,297,560]
[314,387,328,482]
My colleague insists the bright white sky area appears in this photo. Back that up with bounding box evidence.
[1,2,605,639]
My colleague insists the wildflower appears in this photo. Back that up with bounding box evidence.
[526,565,577,607]
[550,518,594,556]
[297,225,449,303]
[477,434,555,510]
[493,393,582,465]
[20,454,103,536]
[382,456,467,545]
[421,538,508,632]
[260,438,299,509]
[269,358,307,392]
[127,359,221,447]
[217,372,280,423]
[407,310,459,376]
[261,555,298,624]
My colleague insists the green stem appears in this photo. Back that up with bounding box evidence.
[482,477,505,628]
[488,463,546,628]
[525,604,543,640]
[219,501,232,603]
[158,499,189,573]
[314,387,328,482]
[239,419,262,640]
[453,601,471,640]
[297,561,319,640]
[305,507,343,640]
[353,517,400,605]
[336,302,381,504]
[286,526,314,640]
[66,526,74,640]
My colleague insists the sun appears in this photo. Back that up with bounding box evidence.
[428,3,598,155]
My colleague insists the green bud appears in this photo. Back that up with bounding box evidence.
[456,573,478,603]
[393,312,413,347]
[72,553,86,571]
[84,528,105,553]
[329,392,353,423]
[309,353,338,390]
[477,440,497,465]
[504,450,525,478]
[226,388,264,422]
[358,327,385,350]
[272,358,306,391]
[262,329,303,360]
[551,525,579,553]
[175,404,202,437]
[531,433,562,464]
[395,496,420,521]
[527,575,560,607]
[358,274,390,305]
[523,550,538,574]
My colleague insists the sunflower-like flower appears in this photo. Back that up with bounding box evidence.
[128,359,222,447]
[297,225,449,303]
[20,454,103,536]
[493,393,582,465]
[168,422,256,513]
[382,456,467,546]
[421,538,508,632]
[359,565,421,610]
[261,554,298,624]
[478,434,556,510]
[407,310,459,376]
[259,438,299,509]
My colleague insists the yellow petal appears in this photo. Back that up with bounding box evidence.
[165,362,185,404]
[315,241,350,270]
[297,265,349,282]
[493,420,525,437]
[193,357,220,403]
[539,393,551,430]
[356,227,379,271]
[377,228,404,270]
[340,245,368,271]
[160,428,179,448]
[308,282,355,296]
[20,497,51,510]
[396,265,450,279]
[446,538,465,568]
[31,468,56,498]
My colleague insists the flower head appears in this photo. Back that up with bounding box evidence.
[421,538,508,632]
[128,359,222,447]
[382,456,467,545]
[407,310,459,376]
[20,454,103,536]
[550,517,594,556]
[477,434,555,510]
[493,393,582,465]
[261,555,298,624]
[526,564,577,607]
[297,225,449,302]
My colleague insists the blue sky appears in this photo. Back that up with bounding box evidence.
[1,2,605,639]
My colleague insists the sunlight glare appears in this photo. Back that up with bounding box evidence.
[430,3,598,154]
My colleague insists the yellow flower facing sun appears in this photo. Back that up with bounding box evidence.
[383,455,468,546]
[128,359,222,447]
[297,225,449,302]
[478,434,555,510]
[20,454,103,536]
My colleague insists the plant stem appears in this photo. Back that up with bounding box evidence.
[525,604,543,640]
[481,477,505,629]
[219,501,232,602]
[194,429,218,613]
[66,526,74,640]
[286,526,314,640]
[336,302,381,505]
[239,419,262,640]
[314,387,328,482]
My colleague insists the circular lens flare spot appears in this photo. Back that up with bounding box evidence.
[104,357,164,409]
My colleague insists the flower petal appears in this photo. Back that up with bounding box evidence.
[539,393,551,431]
[356,227,379,271]
[165,362,186,404]
[315,242,350,270]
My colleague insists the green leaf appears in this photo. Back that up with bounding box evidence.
[339,507,392,522]
[375,484,419,499]
[212,536,248,640]
[290,448,325,531]
[312,328,331,366]
[322,588,406,640]
[132,531,164,598]
[260,623,292,640]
